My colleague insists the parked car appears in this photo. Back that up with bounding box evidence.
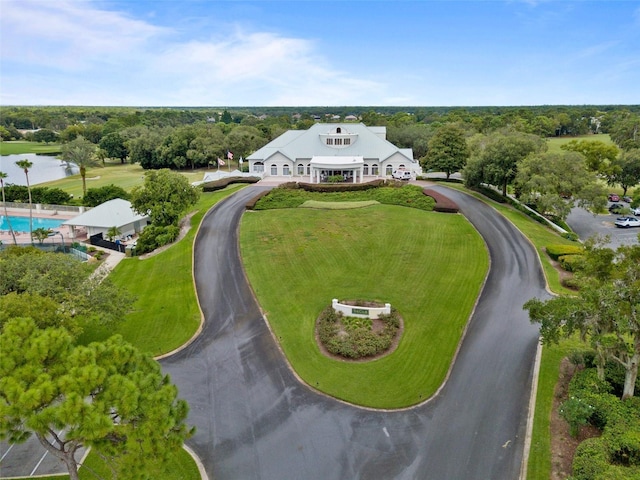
[609,203,626,213]
[608,193,620,202]
[632,207,640,216]
[615,216,640,228]
[622,196,632,203]
[392,170,412,181]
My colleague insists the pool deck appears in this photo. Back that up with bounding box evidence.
[0,207,80,245]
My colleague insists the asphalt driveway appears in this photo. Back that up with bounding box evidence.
[160,184,548,480]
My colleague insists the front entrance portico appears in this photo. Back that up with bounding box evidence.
[309,156,364,183]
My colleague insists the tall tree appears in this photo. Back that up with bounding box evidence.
[464,130,546,195]
[0,171,18,245]
[0,318,194,480]
[130,169,200,227]
[560,139,619,173]
[422,124,469,179]
[62,135,100,197]
[606,148,640,196]
[515,151,607,220]
[98,131,128,164]
[525,238,640,399]
[14,159,33,243]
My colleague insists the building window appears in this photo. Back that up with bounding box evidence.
[306,164,311,175]
[399,164,406,170]
[335,138,342,145]
[344,138,351,145]
[297,164,304,175]
[363,164,369,175]
[271,164,277,175]
[386,165,393,176]
[372,164,379,175]
[253,162,264,173]
[283,165,290,175]
[336,127,342,133]
[326,138,334,145]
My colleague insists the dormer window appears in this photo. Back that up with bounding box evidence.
[320,125,358,149]
[336,127,342,133]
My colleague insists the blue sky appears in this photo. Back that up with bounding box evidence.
[1,0,639,106]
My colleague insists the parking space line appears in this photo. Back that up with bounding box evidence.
[0,443,15,462]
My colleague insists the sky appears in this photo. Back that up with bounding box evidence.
[1,0,639,107]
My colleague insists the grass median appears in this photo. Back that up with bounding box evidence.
[78,184,246,356]
[240,204,488,408]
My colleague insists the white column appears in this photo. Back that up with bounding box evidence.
[352,169,356,183]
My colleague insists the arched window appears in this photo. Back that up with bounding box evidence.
[336,127,342,133]
[253,162,264,173]
[398,164,406,170]
[363,164,369,175]
[270,164,277,175]
[283,164,290,175]
[297,164,304,175]
[306,164,311,175]
[386,165,393,176]
[372,164,379,175]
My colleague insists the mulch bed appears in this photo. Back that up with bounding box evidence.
[422,188,459,213]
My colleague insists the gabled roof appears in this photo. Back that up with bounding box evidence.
[63,198,149,228]
[247,123,414,163]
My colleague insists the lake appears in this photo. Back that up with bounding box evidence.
[0,154,79,186]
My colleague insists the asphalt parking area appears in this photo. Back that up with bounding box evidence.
[566,204,640,249]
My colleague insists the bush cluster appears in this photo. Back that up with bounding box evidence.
[563,363,640,479]
[316,306,401,359]
[3,185,72,205]
[546,244,585,261]
[135,225,180,254]
[201,176,260,192]
[253,184,435,211]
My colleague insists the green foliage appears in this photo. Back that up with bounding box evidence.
[254,184,435,212]
[423,123,469,178]
[135,224,180,254]
[31,227,51,244]
[560,396,596,437]
[83,184,130,207]
[0,246,133,332]
[0,318,194,480]
[317,306,401,359]
[546,244,585,260]
[572,437,610,480]
[2,184,73,204]
[130,169,200,227]
[558,254,585,272]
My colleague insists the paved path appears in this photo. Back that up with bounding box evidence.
[161,184,548,480]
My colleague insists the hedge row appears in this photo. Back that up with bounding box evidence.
[201,176,260,192]
[422,188,459,213]
[546,244,585,260]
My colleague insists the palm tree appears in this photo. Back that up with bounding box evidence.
[0,171,18,245]
[15,159,33,244]
[62,136,99,197]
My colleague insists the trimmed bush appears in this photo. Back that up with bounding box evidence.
[546,244,585,261]
[559,254,585,272]
[572,437,610,480]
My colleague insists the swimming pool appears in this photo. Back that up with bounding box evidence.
[0,216,64,232]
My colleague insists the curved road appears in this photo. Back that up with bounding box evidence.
[161,184,549,480]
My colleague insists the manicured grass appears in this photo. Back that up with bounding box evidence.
[78,185,246,356]
[0,140,62,155]
[526,339,583,480]
[5,447,201,480]
[240,205,488,408]
[545,133,613,154]
[41,161,208,199]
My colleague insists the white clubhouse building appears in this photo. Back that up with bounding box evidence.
[247,123,420,183]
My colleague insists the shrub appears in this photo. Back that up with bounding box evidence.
[559,254,585,272]
[135,224,180,254]
[560,396,596,437]
[562,231,580,241]
[83,184,130,207]
[201,176,260,192]
[546,244,585,261]
[572,437,609,480]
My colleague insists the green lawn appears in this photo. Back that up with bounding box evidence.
[240,205,488,408]
[4,447,201,480]
[545,133,613,154]
[78,185,246,356]
[41,161,208,198]
[0,141,62,155]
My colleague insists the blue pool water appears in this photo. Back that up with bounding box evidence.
[0,216,64,232]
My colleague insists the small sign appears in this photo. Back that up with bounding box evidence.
[352,308,369,315]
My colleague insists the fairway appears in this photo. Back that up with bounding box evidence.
[240,205,488,408]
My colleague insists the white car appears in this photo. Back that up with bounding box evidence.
[632,207,640,216]
[614,216,640,228]
[392,170,412,181]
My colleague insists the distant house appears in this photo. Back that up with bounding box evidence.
[246,123,419,183]
[63,198,149,240]
[344,115,358,122]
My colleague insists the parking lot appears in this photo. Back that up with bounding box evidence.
[566,203,640,250]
